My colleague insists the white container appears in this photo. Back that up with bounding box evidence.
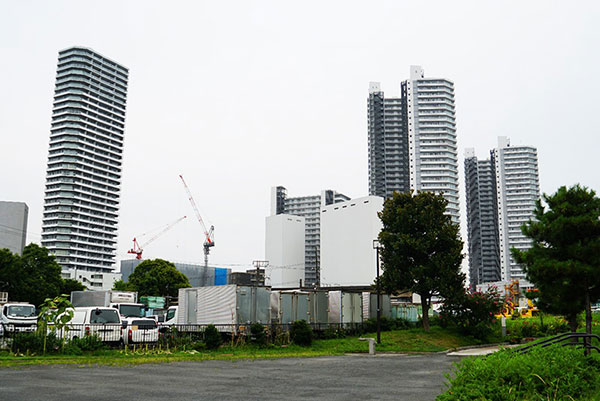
[328,291,363,324]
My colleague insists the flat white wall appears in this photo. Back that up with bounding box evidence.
[265,214,305,288]
[320,196,384,286]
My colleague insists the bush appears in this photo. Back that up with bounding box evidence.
[321,326,345,339]
[204,325,221,350]
[249,323,267,346]
[441,287,503,340]
[10,332,61,354]
[290,320,313,346]
[70,334,106,352]
[438,345,600,400]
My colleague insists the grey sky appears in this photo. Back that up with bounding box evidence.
[1,1,599,272]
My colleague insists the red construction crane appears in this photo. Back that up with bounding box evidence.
[128,216,187,259]
[179,174,214,267]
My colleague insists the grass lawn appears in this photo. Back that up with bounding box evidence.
[0,326,480,367]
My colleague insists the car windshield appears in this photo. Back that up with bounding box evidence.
[119,305,145,318]
[166,309,176,321]
[7,305,36,317]
[90,309,120,324]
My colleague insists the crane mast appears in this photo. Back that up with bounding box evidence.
[179,174,214,267]
[128,215,187,259]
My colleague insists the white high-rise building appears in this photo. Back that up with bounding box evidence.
[492,137,540,281]
[368,66,459,224]
[41,47,128,273]
[270,186,350,287]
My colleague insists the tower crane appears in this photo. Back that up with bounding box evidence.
[128,216,187,259]
[179,174,214,267]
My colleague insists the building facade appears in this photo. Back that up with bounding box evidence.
[368,66,459,223]
[120,259,231,288]
[320,196,384,287]
[41,47,128,273]
[270,186,350,287]
[492,137,540,281]
[265,214,305,288]
[0,201,29,254]
[464,149,501,289]
[465,137,540,285]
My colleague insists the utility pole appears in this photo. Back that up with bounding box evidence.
[373,239,382,345]
[252,260,268,287]
[314,245,320,289]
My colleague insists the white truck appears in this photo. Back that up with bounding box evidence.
[0,292,37,335]
[70,290,158,344]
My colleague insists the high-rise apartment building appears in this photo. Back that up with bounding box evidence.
[492,137,540,281]
[464,150,501,289]
[465,137,540,286]
[368,66,459,223]
[270,186,350,287]
[41,47,128,273]
[0,201,29,254]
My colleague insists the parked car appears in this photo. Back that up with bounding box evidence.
[52,307,125,345]
[126,319,159,344]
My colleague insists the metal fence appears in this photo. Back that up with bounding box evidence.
[1,319,414,353]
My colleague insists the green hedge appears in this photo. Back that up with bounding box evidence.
[438,345,600,400]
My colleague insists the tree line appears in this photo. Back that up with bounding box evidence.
[378,185,600,339]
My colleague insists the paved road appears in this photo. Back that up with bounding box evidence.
[0,354,462,400]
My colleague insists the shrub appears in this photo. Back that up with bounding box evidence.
[70,334,106,352]
[249,323,267,346]
[11,332,61,354]
[438,345,600,400]
[441,287,503,340]
[290,320,313,346]
[321,326,345,339]
[204,325,221,350]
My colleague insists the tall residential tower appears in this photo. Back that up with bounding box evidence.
[368,66,459,223]
[41,47,128,273]
[464,149,501,289]
[465,137,540,287]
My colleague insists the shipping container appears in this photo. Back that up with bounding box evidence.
[71,290,137,307]
[328,291,362,324]
[271,290,329,324]
[361,292,392,320]
[178,285,271,331]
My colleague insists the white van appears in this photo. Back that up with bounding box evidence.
[53,307,124,345]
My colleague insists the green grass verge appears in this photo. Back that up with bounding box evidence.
[0,327,480,367]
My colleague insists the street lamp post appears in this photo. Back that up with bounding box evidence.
[373,239,382,344]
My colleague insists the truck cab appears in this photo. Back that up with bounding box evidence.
[0,303,37,334]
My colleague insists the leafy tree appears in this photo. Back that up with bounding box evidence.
[0,248,20,295]
[61,279,85,296]
[0,244,63,307]
[127,258,190,297]
[112,279,132,291]
[378,191,465,331]
[512,185,600,339]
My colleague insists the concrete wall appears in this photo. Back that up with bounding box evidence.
[320,196,384,286]
[265,214,305,288]
[0,201,28,254]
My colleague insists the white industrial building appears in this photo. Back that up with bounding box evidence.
[61,268,121,290]
[265,214,305,288]
[0,201,28,254]
[320,196,384,287]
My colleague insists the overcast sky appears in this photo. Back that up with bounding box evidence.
[1,1,599,273]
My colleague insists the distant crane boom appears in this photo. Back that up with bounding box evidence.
[179,174,214,267]
[128,216,187,259]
